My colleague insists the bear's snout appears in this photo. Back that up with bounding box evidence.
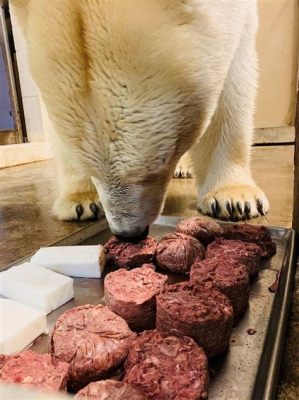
[113,225,149,242]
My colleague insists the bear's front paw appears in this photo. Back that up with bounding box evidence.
[53,192,104,221]
[173,153,193,178]
[197,184,269,221]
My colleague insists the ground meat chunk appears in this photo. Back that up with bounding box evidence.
[222,223,276,258]
[0,350,69,392]
[104,236,157,269]
[50,304,136,391]
[155,232,205,274]
[75,380,147,399]
[0,354,5,377]
[176,217,223,245]
[206,238,261,276]
[156,282,233,357]
[124,330,209,400]
[190,258,249,318]
[105,264,167,331]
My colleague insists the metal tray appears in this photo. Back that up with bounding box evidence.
[3,216,296,400]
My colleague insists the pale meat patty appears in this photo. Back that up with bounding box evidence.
[0,351,69,392]
[105,264,167,331]
[50,304,136,391]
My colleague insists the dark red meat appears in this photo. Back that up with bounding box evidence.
[50,304,136,391]
[155,232,205,274]
[104,236,157,269]
[124,330,209,400]
[156,282,233,357]
[206,237,261,276]
[222,223,276,258]
[0,350,69,392]
[176,217,223,245]
[268,271,280,293]
[75,380,147,399]
[104,264,168,331]
[0,354,5,377]
[190,258,249,318]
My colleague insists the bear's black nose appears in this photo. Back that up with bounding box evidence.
[114,225,149,243]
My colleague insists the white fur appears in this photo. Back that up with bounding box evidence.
[11,0,269,235]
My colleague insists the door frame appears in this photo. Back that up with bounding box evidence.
[0,2,23,144]
[293,86,299,233]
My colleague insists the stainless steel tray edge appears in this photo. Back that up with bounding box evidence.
[252,228,297,400]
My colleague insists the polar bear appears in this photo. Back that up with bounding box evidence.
[11,0,269,238]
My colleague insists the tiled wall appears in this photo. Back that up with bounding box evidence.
[10,7,44,143]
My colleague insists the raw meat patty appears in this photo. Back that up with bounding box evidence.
[105,264,168,331]
[206,237,261,276]
[156,282,233,357]
[190,258,249,318]
[50,304,136,391]
[104,236,157,269]
[124,330,209,400]
[0,350,69,392]
[222,223,276,258]
[155,232,205,274]
[75,380,147,399]
[176,217,223,245]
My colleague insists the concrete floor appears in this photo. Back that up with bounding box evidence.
[0,144,297,397]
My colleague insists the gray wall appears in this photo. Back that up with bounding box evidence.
[0,42,14,131]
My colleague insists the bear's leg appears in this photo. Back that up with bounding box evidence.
[52,142,103,221]
[10,1,103,221]
[190,12,269,221]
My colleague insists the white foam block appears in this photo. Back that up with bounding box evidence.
[0,298,46,355]
[0,263,74,314]
[30,245,106,278]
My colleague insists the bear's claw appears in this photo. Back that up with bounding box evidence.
[89,202,100,218]
[76,204,84,219]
